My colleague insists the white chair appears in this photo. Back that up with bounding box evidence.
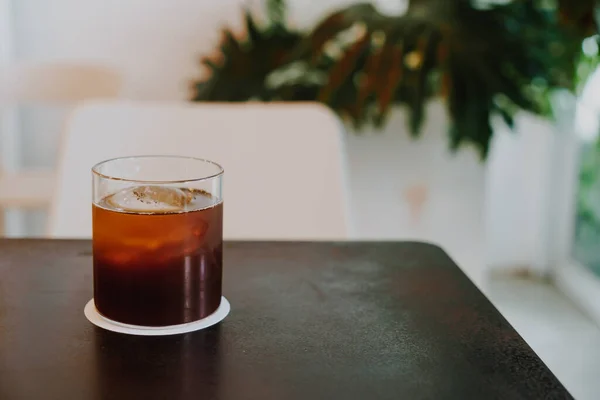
[49,100,352,240]
[0,62,122,235]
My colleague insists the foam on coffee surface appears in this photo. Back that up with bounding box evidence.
[102,186,217,214]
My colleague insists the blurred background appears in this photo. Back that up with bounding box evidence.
[1,0,600,397]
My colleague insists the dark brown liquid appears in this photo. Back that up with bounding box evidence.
[92,188,223,326]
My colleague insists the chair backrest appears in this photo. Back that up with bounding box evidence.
[49,100,351,240]
[0,63,122,105]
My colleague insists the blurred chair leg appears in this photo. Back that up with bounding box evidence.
[0,208,5,236]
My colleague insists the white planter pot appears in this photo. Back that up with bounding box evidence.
[342,101,486,287]
[484,104,576,276]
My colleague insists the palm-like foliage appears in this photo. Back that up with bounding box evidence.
[192,0,302,101]
[193,0,589,159]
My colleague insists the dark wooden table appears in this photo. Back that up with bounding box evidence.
[0,240,571,399]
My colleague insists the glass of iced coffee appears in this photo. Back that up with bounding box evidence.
[92,156,223,327]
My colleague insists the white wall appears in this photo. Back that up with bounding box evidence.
[8,0,560,278]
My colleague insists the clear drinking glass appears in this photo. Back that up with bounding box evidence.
[92,156,223,327]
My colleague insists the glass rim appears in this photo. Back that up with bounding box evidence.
[91,155,224,184]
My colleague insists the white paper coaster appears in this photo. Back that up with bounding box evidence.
[84,297,230,336]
